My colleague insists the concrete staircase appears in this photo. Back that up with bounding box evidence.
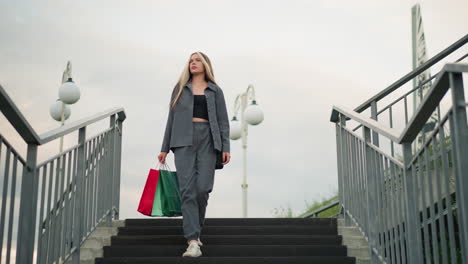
[94,217,356,263]
[337,217,371,264]
[64,220,125,264]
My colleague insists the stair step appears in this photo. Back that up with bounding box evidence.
[96,256,356,264]
[103,245,347,257]
[125,218,336,227]
[111,234,343,245]
[118,225,337,236]
[94,218,354,264]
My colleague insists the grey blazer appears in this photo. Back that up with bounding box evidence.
[160,80,230,154]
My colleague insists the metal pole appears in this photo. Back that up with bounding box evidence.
[402,143,423,263]
[339,115,350,226]
[15,144,38,264]
[362,126,377,263]
[72,127,86,264]
[108,115,116,223]
[411,5,417,113]
[114,119,123,220]
[59,102,65,153]
[449,72,468,261]
[335,116,345,219]
[241,93,248,218]
[370,101,379,147]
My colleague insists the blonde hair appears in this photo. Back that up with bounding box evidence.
[169,52,217,110]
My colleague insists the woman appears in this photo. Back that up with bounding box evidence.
[158,51,231,257]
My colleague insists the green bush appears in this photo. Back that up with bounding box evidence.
[271,191,339,218]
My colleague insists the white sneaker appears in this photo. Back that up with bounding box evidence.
[182,242,202,257]
[187,238,203,246]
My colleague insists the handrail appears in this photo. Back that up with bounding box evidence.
[400,63,468,142]
[0,84,41,144]
[331,105,401,142]
[331,63,468,144]
[0,84,126,264]
[354,34,467,113]
[1,83,126,146]
[302,200,339,218]
[351,52,467,133]
[331,61,468,263]
[39,107,126,144]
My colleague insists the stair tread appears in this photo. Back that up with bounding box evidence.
[96,256,355,264]
[92,218,354,263]
[105,244,347,248]
[111,234,343,245]
[103,244,347,257]
[125,218,336,226]
[119,225,337,232]
[96,256,356,264]
[118,226,337,236]
[114,234,342,238]
[120,225,337,229]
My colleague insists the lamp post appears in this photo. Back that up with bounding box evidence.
[49,61,80,153]
[230,84,264,218]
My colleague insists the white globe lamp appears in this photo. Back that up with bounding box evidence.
[50,100,71,121]
[59,78,80,104]
[229,117,242,140]
[244,100,264,125]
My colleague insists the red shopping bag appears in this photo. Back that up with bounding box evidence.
[137,168,160,216]
[137,162,181,217]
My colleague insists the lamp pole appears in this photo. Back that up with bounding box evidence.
[59,100,66,153]
[49,61,80,153]
[230,84,264,218]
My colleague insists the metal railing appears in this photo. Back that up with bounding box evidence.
[0,84,126,264]
[352,35,467,157]
[330,35,468,264]
[301,200,339,218]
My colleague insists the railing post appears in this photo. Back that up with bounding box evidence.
[449,72,468,261]
[113,119,123,220]
[402,142,423,263]
[72,127,86,264]
[362,126,378,263]
[340,115,354,227]
[335,117,343,217]
[107,115,116,224]
[16,144,38,264]
[336,114,347,224]
[370,101,380,147]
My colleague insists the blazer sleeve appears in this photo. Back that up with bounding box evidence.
[160,88,177,153]
[216,87,230,153]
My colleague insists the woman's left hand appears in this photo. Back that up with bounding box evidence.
[222,152,231,165]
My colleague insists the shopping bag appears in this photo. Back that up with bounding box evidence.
[159,168,182,216]
[137,166,160,216]
[137,162,182,217]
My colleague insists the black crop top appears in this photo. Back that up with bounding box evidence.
[193,94,209,120]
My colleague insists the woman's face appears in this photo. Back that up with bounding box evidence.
[189,54,205,75]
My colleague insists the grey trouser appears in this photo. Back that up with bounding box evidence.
[173,121,217,241]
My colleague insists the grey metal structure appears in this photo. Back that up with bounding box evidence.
[301,200,339,218]
[412,4,438,154]
[331,34,468,263]
[0,84,126,264]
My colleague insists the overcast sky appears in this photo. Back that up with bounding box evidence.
[1,0,467,228]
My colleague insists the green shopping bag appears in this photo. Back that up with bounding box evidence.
[151,162,182,217]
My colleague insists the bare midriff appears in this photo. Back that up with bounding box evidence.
[192,117,209,122]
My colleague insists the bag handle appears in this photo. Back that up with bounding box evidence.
[157,161,172,171]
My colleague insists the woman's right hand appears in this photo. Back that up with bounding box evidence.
[158,152,168,164]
